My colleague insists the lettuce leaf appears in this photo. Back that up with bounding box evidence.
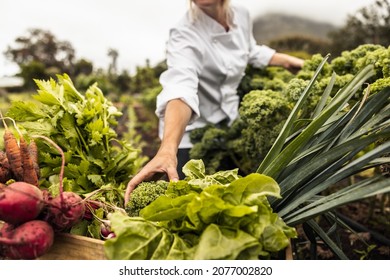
[106,160,296,260]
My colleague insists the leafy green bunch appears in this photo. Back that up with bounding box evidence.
[6,74,145,197]
[105,160,296,260]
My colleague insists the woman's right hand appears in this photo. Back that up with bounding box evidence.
[124,149,179,206]
[125,99,192,206]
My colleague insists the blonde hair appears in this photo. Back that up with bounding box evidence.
[189,0,232,24]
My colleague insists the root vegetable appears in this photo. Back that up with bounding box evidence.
[0,151,11,183]
[83,200,100,220]
[3,129,23,181]
[46,191,85,231]
[19,136,39,186]
[0,220,54,259]
[32,135,85,232]
[0,182,44,224]
[1,113,23,181]
[27,140,40,181]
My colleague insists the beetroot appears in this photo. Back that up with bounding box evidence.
[0,182,44,224]
[46,191,85,231]
[31,136,86,232]
[0,220,54,259]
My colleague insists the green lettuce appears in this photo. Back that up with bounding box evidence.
[105,160,296,259]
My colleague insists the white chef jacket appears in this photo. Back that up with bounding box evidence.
[156,4,276,148]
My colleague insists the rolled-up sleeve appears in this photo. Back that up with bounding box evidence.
[248,44,276,68]
[156,27,204,124]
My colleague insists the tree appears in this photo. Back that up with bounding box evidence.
[329,0,390,55]
[107,48,119,75]
[73,58,94,77]
[19,61,48,89]
[4,28,76,74]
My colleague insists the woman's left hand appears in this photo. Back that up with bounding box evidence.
[269,52,305,73]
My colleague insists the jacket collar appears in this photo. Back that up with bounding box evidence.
[195,5,237,35]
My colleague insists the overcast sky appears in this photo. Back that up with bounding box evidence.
[0,0,376,77]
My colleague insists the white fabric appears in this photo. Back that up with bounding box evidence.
[156,4,276,148]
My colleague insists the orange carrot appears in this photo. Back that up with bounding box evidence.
[3,129,23,181]
[0,150,12,183]
[1,112,23,181]
[0,111,23,181]
[19,136,39,186]
[28,140,40,181]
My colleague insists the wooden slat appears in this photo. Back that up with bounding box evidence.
[39,233,107,260]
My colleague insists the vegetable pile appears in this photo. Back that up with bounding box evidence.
[0,73,298,260]
[106,160,296,260]
[0,122,89,259]
[6,74,145,198]
[0,73,151,259]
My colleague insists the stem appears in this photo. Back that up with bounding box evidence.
[31,135,65,206]
[0,236,16,245]
[0,115,23,139]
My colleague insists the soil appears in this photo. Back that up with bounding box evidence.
[293,195,390,260]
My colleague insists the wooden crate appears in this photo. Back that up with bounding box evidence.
[39,233,107,260]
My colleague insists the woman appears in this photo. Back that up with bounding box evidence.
[125,0,304,204]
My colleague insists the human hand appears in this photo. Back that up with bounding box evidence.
[284,55,304,73]
[269,53,304,73]
[124,150,179,206]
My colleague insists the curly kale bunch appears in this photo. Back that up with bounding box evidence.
[190,122,243,174]
[236,65,294,100]
[188,44,390,176]
[330,44,390,93]
[125,180,169,217]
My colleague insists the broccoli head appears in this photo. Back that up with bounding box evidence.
[125,180,169,217]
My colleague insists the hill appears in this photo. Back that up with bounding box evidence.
[253,13,337,44]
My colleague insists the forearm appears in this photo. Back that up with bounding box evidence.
[158,99,193,155]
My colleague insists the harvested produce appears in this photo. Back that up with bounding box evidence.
[6,74,145,196]
[125,180,168,217]
[0,220,54,259]
[105,160,296,260]
[0,151,11,183]
[33,135,86,232]
[0,113,40,186]
[46,191,85,231]
[19,136,39,186]
[0,182,44,225]
[2,123,23,182]
[0,132,88,259]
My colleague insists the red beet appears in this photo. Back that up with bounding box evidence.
[0,220,54,259]
[46,191,85,231]
[0,182,44,224]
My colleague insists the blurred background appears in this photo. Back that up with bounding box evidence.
[0,0,386,79]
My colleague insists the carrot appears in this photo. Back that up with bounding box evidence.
[19,136,39,186]
[27,140,40,181]
[3,130,23,181]
[0,150,11,183]
[0,113,23,181]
